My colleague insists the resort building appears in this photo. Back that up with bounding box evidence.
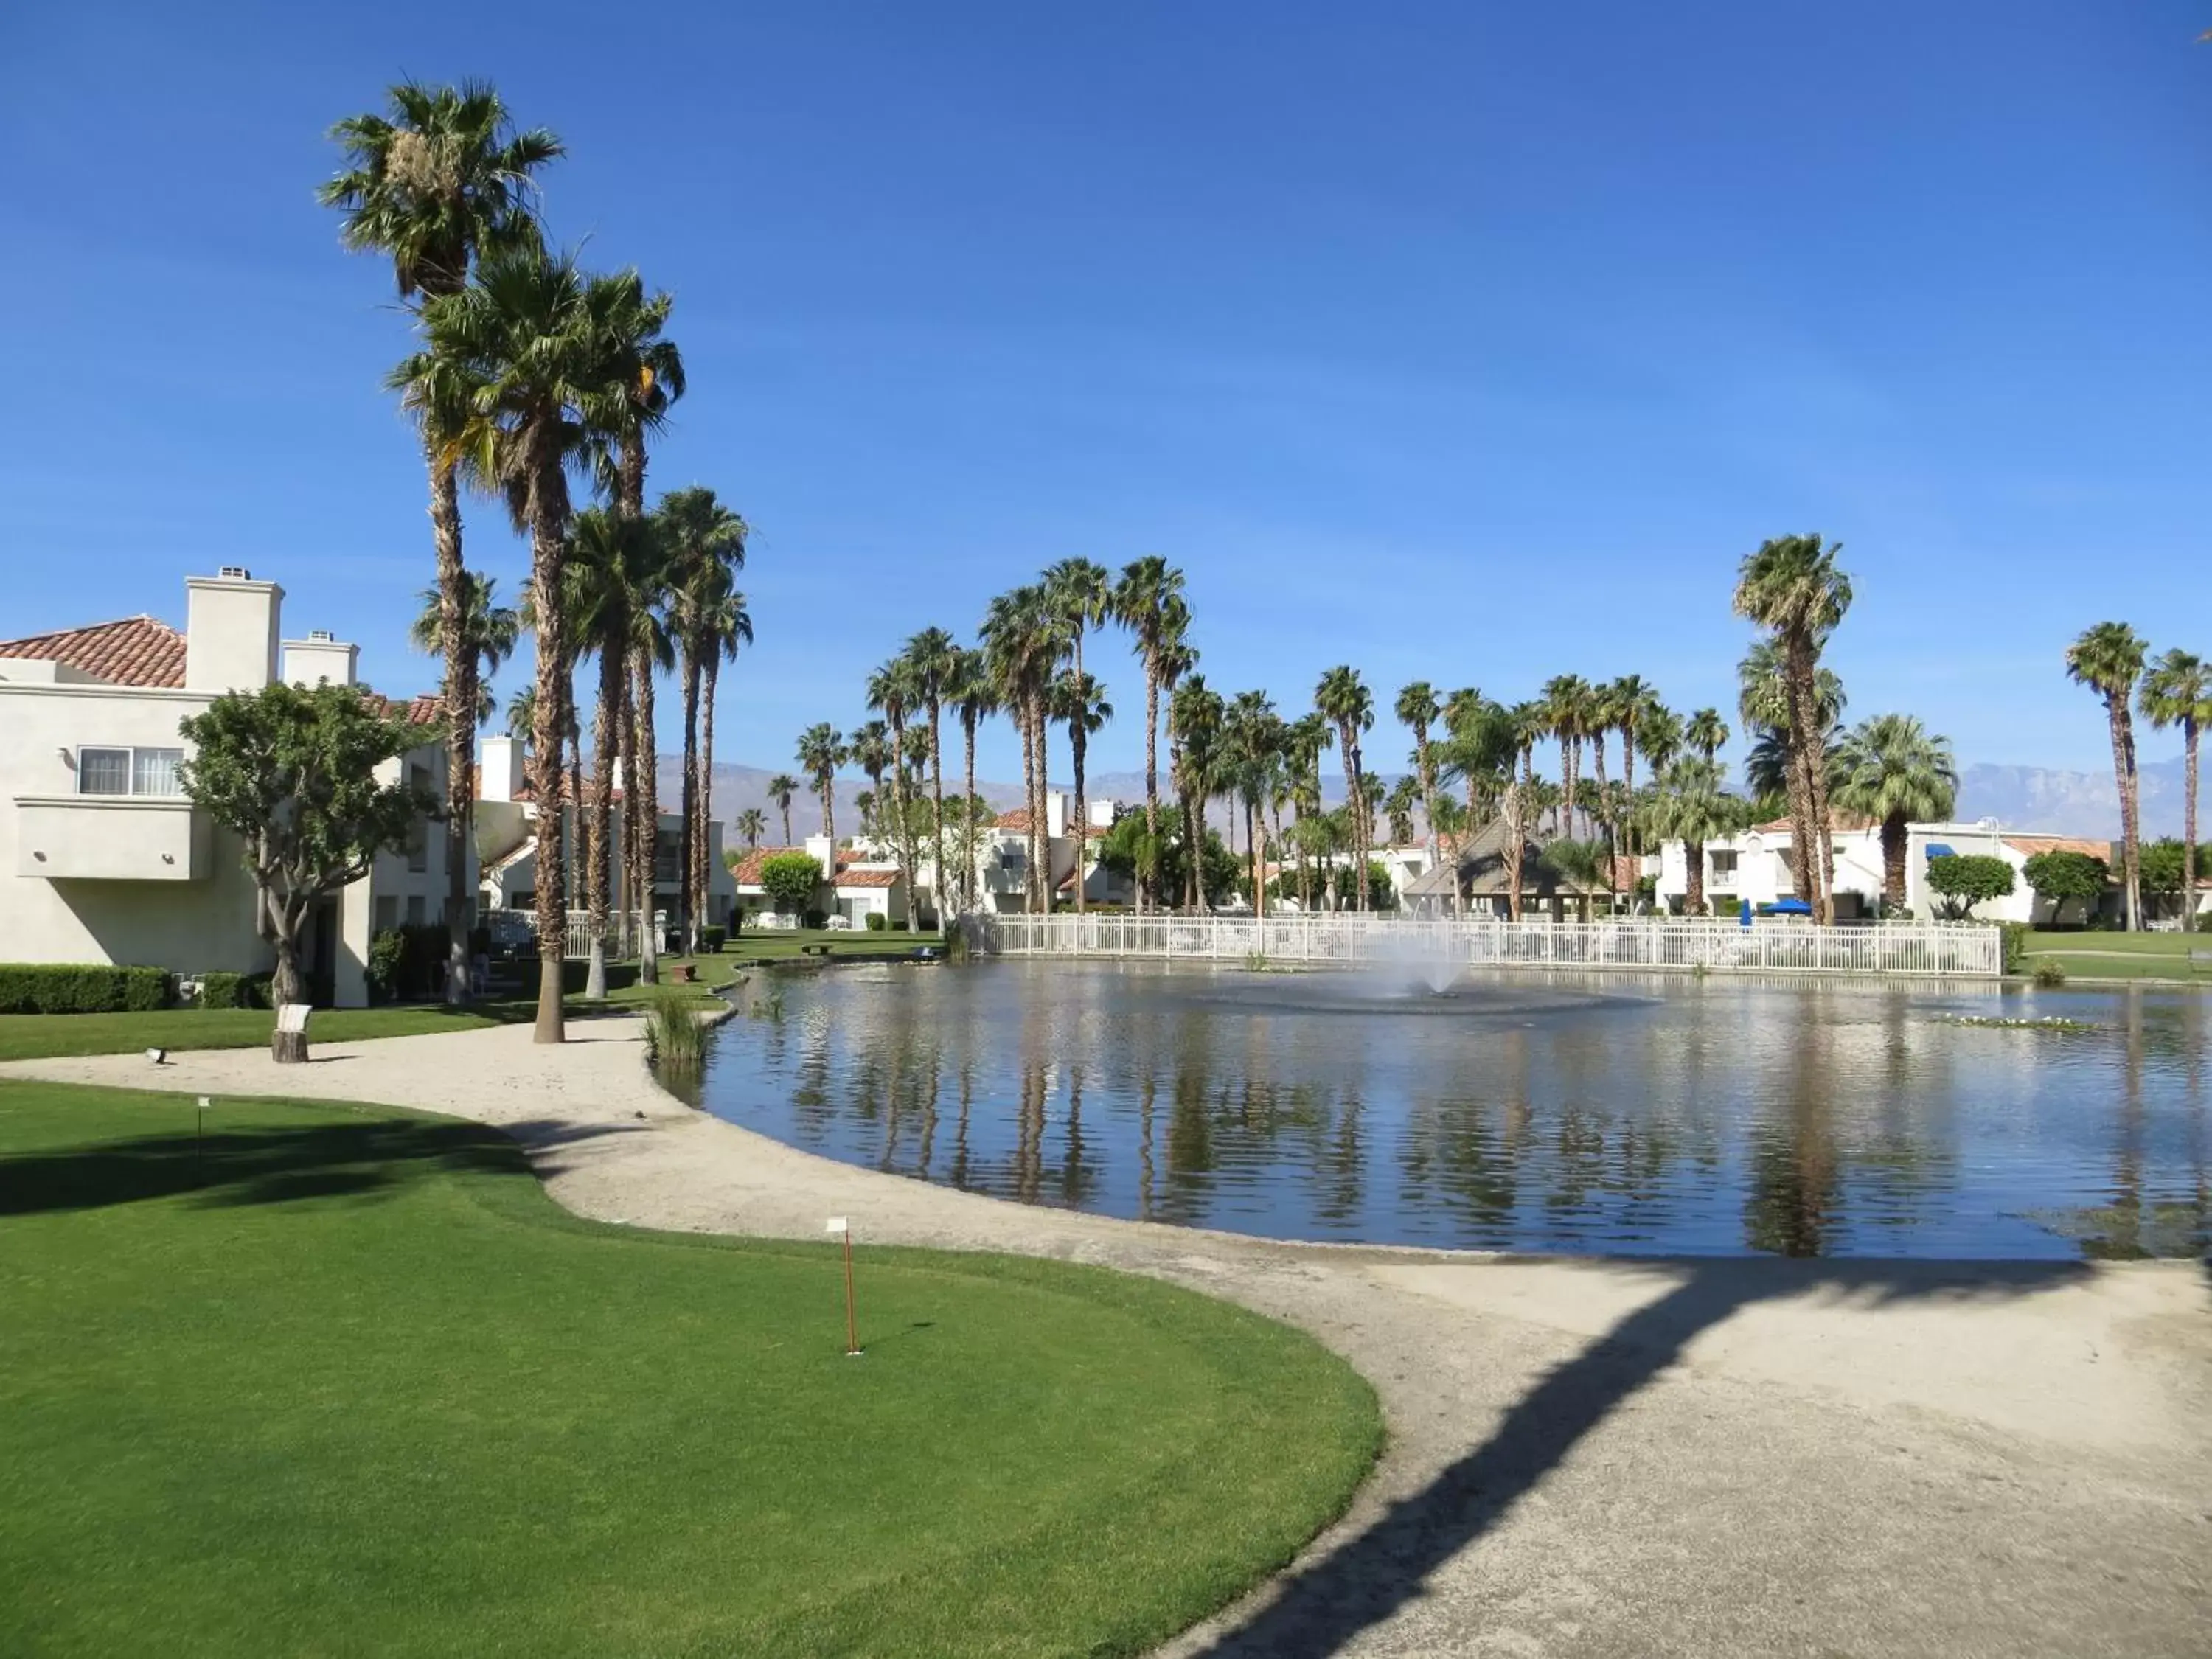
[476,734,739,937]
[727,837,910,929]
[0,568,458,1006]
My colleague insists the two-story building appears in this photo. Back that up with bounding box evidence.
[0,568,456,1006]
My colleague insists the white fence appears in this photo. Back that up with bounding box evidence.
[968,913,2003,978]
[558,911,662,961]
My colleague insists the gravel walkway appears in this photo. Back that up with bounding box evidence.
[9,1018,2209,1658]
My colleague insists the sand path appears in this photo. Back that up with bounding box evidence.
[9,1018,2208,1658]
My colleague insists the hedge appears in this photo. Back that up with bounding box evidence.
[198,970,273,1010]
[0,964,171,1015]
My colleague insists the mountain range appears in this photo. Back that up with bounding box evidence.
[670,756,2194,846]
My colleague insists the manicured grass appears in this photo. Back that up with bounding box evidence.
[2020,931,2197,956]
[0,1083,1378,1658]
[2018,930,2212,982]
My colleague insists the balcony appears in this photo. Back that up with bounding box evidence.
[14,795,212,881]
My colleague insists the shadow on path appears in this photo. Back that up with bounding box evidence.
[1193,1258,2094,1658]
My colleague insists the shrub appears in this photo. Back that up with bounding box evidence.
[804,908,828,930]
[198,970,273,1010]
[366,929,410,1004]
[2033,959,2068,989]
[759,852,823,917]
[1926,853,2014,919]
[366,924,454,1004]
[0,964,171,1015]
[1997,922,2031,975]
[642,984,706,1074]
[700,925,726,954]
[864,911,887,931]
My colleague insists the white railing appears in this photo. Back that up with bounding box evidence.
[964,913,2003,978]
[559,911,663,960]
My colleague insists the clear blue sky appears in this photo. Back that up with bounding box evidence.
[4,1,2208,784]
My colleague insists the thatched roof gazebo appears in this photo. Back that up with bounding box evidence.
[1400,819,1619,920]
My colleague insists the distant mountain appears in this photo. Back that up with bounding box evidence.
[669,754,2192,844]
[1955,757,2188,839]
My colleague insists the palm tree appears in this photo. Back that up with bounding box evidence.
[563,507,671,995]
[2066,622,2150,931]
[1686,707,1729,768]
[1222,692,1283,914]
[981,585,1068,913]
[408,569,517,727]
[1052,670,1114,913]
[1833,715,1958,914]
[1170,676,1226,911]
[417,248,610,1043]
[866,656,923,931]
[1113,559,1189,914]
[1646,759,1746,916]
[1383,775,1420,847]
[323,83,560,1007]
[796,725,847,864]
[658,486,748,953]
[1539,675,1593,834]
[849,721,892,818]
[853,788,879,835]
[734,807,765,851]
[947,649,997,913]
[1395,681,1442,871]
[904,627,959,925]
[2140,647,2209,931]
[766,773,800,846]
[1315,667,1375,910]
[1733,535,1852,923]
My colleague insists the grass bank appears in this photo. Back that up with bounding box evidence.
[2018,930,2212,984]
[0,1082,1378,1658]
[0,933,931,1062]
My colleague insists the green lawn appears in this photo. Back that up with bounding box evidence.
[2019,930,2212,982]
[0,1083,1378,1658]
[0,937,929,1062]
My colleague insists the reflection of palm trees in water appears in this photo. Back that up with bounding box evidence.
[1744,1015,1840,1256]
[950,1057,975,1191]
[1137,1073,1156,1222]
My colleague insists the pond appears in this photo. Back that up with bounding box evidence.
[695,960,2211,1259]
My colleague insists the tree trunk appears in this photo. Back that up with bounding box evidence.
[700,658,720,943]
[890,714,917,933]
[679,647,700,956]
[962,714,979,914]
[1352,739,1370,912]
[1032,696,1051,915]
[584,640,622,1001]
[1784,634,1832,922]
[1416,731,1437,873]
[927,700,946,931]
[268,895,310,1063]
[633,649,661,984]
[1686,838,1705,915]
[428,455,476,1009]
[1249,799,1265,918]
[1339,730,1361,913]
[1142,666,1160,915]
[527,474,569,1046]
[1505,782,1525,922]
[1882,813,1907,912]
[2110,700,2143,931]
[1071,717,1088,916]
[2185,718,2200,934]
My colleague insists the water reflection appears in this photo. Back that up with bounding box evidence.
[701,962,2212,1259]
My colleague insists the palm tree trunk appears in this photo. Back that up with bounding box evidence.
[1248,799,1265,918]
[1784,636,1831,922]
[428,455,477,1008]
[927,700,945,930]
[889,714,915,933]
[585,639,623,1001]
[526,476,568,1046]
[1505,782,1525,922]
[678,647,700,956]
[2110,700,2143,931]
[700,656,720,940]
[1032,695,1051,915]
[1071,719,1088,916]
[2184,717,2200,935]
[962,714,979,914]
[780,797,792,848]
[1882,812,1907,911]
[1687,837,1705,914]
[1143,664,1160,916]
[632,649,661,984]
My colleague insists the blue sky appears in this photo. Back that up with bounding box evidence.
[3,1,2208,783]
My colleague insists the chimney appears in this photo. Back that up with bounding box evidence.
[1088,797,1116,829]
[281,629,358,689]
[1046,789,1068,840]
[185,571,283,692]
[804,834,835,870]
[480,734,526,803]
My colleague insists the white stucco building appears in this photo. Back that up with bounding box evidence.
[0,568,457,1006]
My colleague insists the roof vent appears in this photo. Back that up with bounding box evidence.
[308,629,335,642]
[218,565,252,581]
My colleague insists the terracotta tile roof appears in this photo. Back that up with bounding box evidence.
[0,615,186,688]
[2001,834,2111,862]
[1753,812,1878,835]
[835,867,902,888]
[362,692,444,726]
[730,845,801,885]
[993,807,1034,831]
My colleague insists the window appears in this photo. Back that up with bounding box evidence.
[406,895,426,927]
[1710,851,1739,874]
[373,896,399,933]
[77,748,131,796]
[76,745,185,798]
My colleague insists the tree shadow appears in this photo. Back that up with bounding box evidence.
[1192,1256,2096,1658]
[0,1116,640,1217]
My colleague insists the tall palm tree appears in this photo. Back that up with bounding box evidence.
[2140,646,2209,931]
[656,486,748,953]
[1539,674,1593,834]
[323,82,560,1007]
[848,722,892,818]
[853,788,879,835]
[408,569,518,727]
[946,649,996,913]
[1113,558,1189,914]
[866,656,923,931]
[1170,675,1225,911]
[2066,622,2150,931]
[1396,681,1441,871]
[1833,714,1958,914]
[981,585,1068,913]
[418,247,610,1043]
[796,725,847,863]
[1645,759,1745,916]
[766,772,800,846]
[903,627,959,925]
[1733,535,1852,923]
[734,807,765,850]
[1052,671,1114,913]
[1315,666,1375,910]
[1223,692,1283,914]
[1686,707,1730,768]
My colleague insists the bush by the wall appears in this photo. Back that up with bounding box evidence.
[700,926,726,954]
[0,964,171,1015]
[198,970,273,1010]
[1998,921,2031,975]
[804,908,828,931]
[863,911,887,931]
[366,924,454,1004]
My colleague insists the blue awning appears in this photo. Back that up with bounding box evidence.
[1925,843,1957,859]
[1768,897,1812,915]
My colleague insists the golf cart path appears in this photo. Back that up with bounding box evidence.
[10,1020,2208,1659]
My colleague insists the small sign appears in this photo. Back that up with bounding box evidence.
[825,1217,849,1234]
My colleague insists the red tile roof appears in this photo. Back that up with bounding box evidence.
[993,807,1034,831]
[0,615,187,688]
[835,867,902,888]
[1753,813,1878,835]
[364,692,444,726]
[2001,834,2111,862]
